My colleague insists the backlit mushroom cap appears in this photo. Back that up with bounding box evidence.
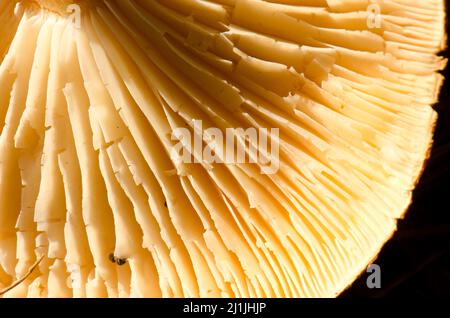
[0,0,447,297]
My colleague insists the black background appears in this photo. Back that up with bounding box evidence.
[343,5,450,298]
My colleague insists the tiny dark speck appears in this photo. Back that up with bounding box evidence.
[108,253,116,263]
[116,258,127,266]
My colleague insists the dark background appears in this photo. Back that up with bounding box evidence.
[343,7,450,298]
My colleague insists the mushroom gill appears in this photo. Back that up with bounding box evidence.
[0,0,447,298]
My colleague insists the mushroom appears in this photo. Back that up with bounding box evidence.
[0,0,446,297]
